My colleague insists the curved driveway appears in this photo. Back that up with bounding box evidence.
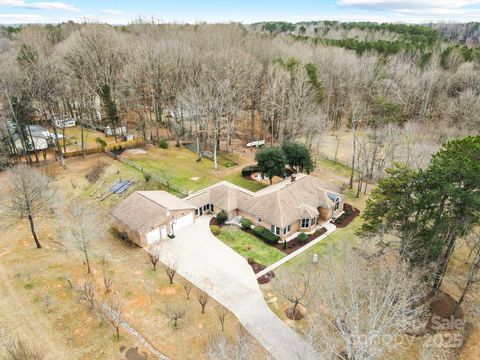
[153,216,314,360]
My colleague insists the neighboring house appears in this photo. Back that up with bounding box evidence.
[109,191,196,247]
[13,125,51,151]
[53,117,76,128]
[110,173,343,247]
[11,124,65,152]
[104,126,127,137]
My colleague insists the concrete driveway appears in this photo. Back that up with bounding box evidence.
[153,216,314,360]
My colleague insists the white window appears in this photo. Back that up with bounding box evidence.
[311,218,317,226]
[271,225,280,236]
[334,198,340,211]
[301,219,310,228]
[283,225,291,235]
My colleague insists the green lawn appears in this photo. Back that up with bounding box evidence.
[217,226,285,266]
[223,172,267,192]
[318,158,354,178]
[61,127,115,151]
[127,147,266,193]
[279,216,363,268]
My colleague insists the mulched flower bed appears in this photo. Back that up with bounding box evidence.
[273,227,327,255]
[247,260,276,284]
[209,217,220,226]
[332,203,360,228]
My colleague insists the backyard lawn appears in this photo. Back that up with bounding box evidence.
[217,226,285,266]
[125,147,267,193]
[60,126,116,152]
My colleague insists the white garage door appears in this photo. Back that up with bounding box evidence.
[146,227,160,244]
[160,225,167,239]
[173,212,194,231]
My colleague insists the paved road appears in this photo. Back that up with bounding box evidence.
[152,216,315,360]
[256,222,337,278]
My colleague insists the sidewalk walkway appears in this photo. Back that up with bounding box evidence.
[256,222,337,278]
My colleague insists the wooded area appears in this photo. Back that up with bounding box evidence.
[0,22,478,176]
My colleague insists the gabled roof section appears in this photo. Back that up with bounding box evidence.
[137,191,196,211]
[109,192,169,234]
[186,174,343,228]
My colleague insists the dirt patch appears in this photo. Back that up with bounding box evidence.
[333,203,360,228]
[285,308,304,321]
[425,290,463,334]
[123,148,148,156]
[125,346,149,360]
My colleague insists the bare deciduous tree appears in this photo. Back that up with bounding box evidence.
[305,250,428,360]
[274,265,313,320]
[147,244,161,271]
[183,280,192,300]
[102,292,124,340]
[165,258,179,284]
[215,306,228,332]
[102,257,114,293]
[205,331,254,360]
[455,231,480,313]
[70,202,103,273]
[77,279,97,309]
[197,290,209,314]
[164,302,186,329]
[0,165,54,249]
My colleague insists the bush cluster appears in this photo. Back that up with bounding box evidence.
[157,138,169,149]
[297,232,308,243]
[210,225,220,235]
[240,218,252,229]
[216,211,228,225]
[241,165,259,177]
[253,226,279,245]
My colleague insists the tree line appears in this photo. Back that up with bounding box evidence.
[0,22,478,176]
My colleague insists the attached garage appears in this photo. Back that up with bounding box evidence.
[173,212,194,231]
[146,227,161,244]
[109,190,197,247]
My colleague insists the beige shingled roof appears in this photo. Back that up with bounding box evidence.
[137,191,196,210]
[109,192,169,234]
[186,174,342,228]
[109,191,195,234]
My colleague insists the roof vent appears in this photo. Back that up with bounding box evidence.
[290,174,296,182]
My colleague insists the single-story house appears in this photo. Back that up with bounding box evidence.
[12,125,51,151]
[185,173,343,239]
[110,173,343,247]
[109,191,196,247]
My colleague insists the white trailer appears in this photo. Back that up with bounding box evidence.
[246,139,265,148]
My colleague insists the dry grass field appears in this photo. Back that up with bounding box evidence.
[0,155,265,360]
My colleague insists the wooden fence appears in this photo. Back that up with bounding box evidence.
[105,150,189,198]
[63,139,146,158]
